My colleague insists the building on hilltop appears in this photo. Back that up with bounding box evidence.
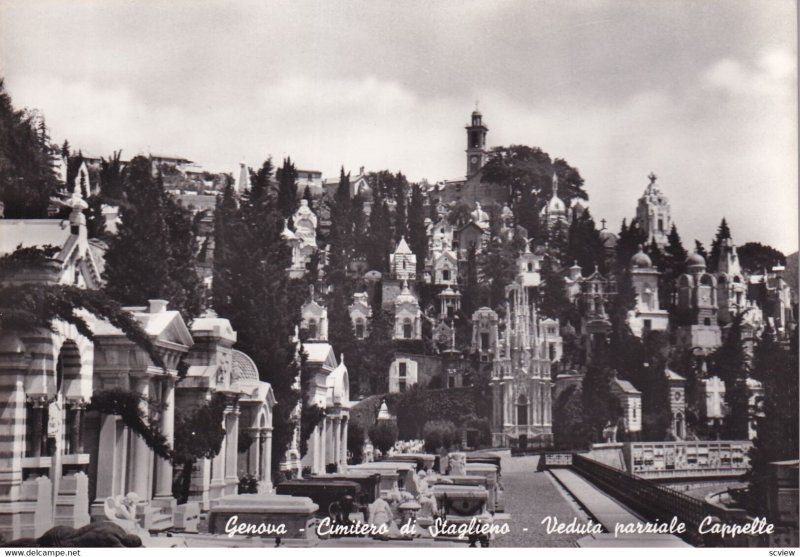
[540,172,570,229]
[393,281,422,340]
[430,108,509,207]
[628,246,669,337]
[390,236,416,281]
[636,172,672,249]
[349,292,371,340]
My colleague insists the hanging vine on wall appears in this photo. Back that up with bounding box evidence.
[0,246,166,370]
[172,391,228,504]
[298,346,325,457]
[87,388,172,460]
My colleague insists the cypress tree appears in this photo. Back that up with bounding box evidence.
[302,185,314,212]
[276,156,299,219]
[211,157,305,473]
[394,175,408,243]
[709,313,750,439]
[408,183,427,277]
[462,243,481,317]
[104,161,203,319]
[104,157,173,307]
[0,80,59,217]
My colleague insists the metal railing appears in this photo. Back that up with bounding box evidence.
[572,453,711,530]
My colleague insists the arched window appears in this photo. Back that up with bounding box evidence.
[403,318,413,339]
[308,319,317,339]
[355,318,365,339]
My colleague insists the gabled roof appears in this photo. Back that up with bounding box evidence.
[192,315,237,343]
[664,368,686,382]
[303,342,338,371]
[394,236,412,255]
[93,305,194,349]
[612,377,641,395]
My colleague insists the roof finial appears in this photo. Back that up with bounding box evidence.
[600,218,607,230]
[648,172,657,185]
[475,100,479,111]
[552,172,559,197]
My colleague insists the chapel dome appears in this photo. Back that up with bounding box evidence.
[686,251,706,269]
[630,247,652,269]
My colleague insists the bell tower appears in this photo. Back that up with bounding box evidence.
[465,103,488,177]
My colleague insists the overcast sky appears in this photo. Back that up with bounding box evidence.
[1,0,797,252]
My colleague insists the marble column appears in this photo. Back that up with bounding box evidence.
[262,428,272,490]
[340,417,348,470]
[248,430,260,478]
[129,378,151,499]
[68,403,85,455]
[210,413,226,490]
[154,379,174,499]
[332,418,340,470]
[224,408,240,486]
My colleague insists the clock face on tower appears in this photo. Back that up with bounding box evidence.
[470,156,478,164]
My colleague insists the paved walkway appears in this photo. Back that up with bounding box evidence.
[548,468,640,531]
[492,452,586,547]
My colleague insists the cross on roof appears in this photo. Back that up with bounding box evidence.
[600,218,607,230]
[648,172,657,184]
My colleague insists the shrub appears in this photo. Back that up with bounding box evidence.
[423,420,458,452]
[347,421,366,464]
[368,420,399,454]
[238,474,259,494]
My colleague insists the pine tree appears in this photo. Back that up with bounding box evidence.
[276,156,299,219]
[99,150,125,202]
[694,240,709,264]
[708,218,732,272]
